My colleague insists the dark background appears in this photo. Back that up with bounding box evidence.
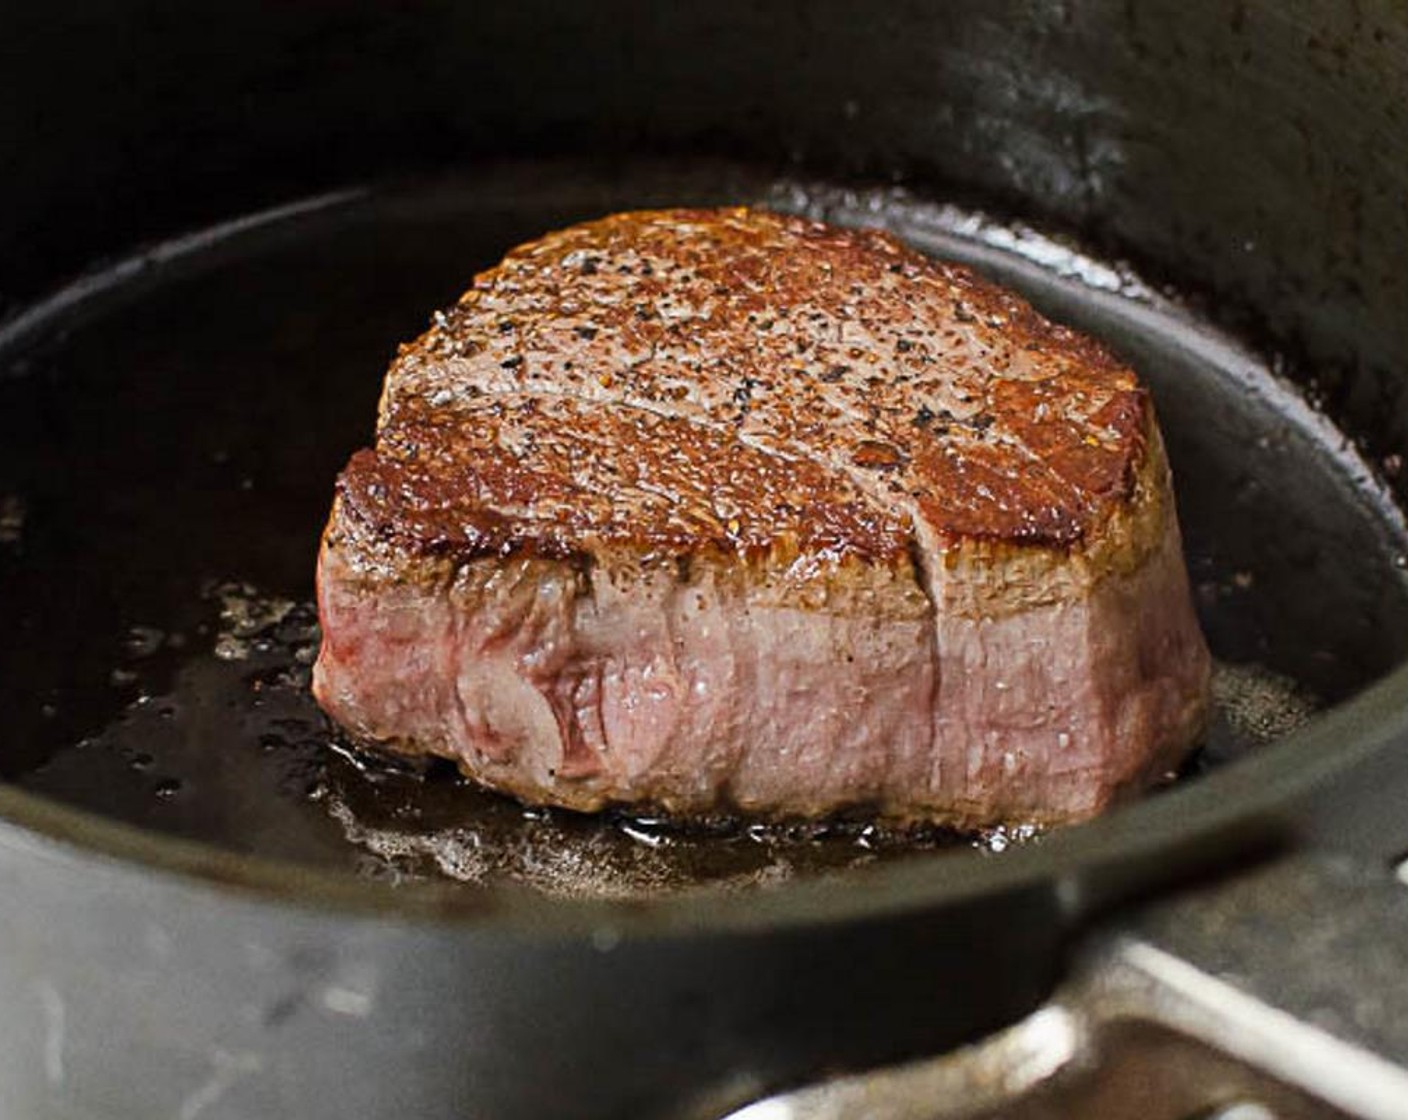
[3,1,1407,470]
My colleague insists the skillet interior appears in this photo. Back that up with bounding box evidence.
[0,157,1404,897]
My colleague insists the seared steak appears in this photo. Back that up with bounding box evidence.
[313,208,1210,828]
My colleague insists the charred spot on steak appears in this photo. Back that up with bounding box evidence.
[312,207,1211,829]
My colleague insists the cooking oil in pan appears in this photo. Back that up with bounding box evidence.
[0,158,1403,896]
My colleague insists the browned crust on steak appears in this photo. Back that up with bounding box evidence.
[348,207,1148,564]
[337,393,912,564]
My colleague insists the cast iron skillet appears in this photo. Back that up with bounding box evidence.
[3,3,1408,1118]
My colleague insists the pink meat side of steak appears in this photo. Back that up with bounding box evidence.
[313,496,1208,827]
[314,540,942,819]
[926,508,1209,822]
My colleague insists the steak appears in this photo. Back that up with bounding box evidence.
[313,207,1211,828]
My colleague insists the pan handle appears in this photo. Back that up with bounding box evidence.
[719,855,1408,1120]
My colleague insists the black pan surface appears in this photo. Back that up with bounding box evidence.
[0,157,1403,900]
